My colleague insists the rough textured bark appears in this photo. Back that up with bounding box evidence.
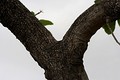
[0,0,120,80]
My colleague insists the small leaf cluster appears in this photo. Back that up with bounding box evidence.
[94,0,120,35]
[103,20,120,35]
[94,0,100,4]
[31,11,53,26]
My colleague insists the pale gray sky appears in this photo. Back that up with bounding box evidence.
[0,0,120,80]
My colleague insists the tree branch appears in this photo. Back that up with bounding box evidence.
[0,0,57,69]
[0,0,120,79]
[63,4,106,49]
[63,0,120,49]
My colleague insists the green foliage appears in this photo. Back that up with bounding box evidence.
[102,21,116,35]
[94,0,100,4]
[102,19,120,35]
[31,11,53,26]
[39,19,53,26]
[94,0,120,35]
[31,11,35,15]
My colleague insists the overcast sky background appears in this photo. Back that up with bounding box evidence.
[0,0,120,80]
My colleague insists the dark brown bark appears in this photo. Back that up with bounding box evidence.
[0,0,120,80]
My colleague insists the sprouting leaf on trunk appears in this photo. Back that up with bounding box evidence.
[39,19,53,26]
[102,21,116,35]
[31,11,35,16]
[94,0,100,4]
[31,11,54,26]
[117,19,120,26]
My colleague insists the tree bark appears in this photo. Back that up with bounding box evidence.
[0,0,120,80]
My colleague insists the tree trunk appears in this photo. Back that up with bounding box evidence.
[0,0,120,80]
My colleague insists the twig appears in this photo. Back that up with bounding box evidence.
[35,10,43,16]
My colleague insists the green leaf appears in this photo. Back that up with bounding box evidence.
[39,19,53,26]
[94,0,100,4]
[117,19,120,26]
[102,21,116,35]
[31,11,35,16]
